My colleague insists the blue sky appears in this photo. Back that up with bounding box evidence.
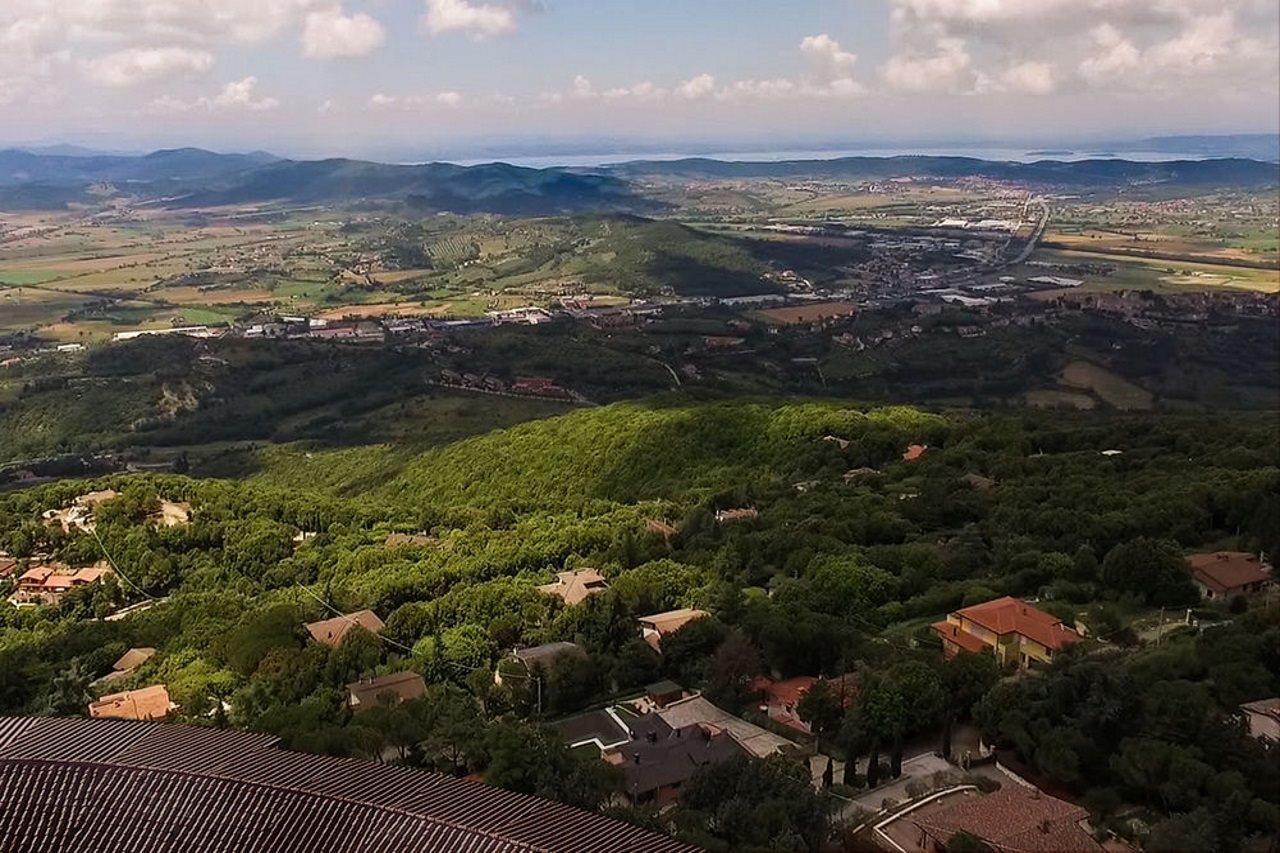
[1,0,1276,159]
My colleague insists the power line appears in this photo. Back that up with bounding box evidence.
[292,583,543,684]
[293,582,418,656]
[89,525,156,602]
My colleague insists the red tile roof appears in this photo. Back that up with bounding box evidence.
[0,716,694,853]
[914,784,1103,853]
[955,596,1081,652]
[346,671,427,710]
[88,685,174,721]
[902,444,928,461]
[932,620,989,654]
[1185,552,1273,595]
[305,610,385,647]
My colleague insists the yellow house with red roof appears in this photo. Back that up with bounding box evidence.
[932,596,1081,669]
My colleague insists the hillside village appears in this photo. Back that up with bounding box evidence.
[0,400,1276,851]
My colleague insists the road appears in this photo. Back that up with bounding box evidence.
[1009,198,1050,265]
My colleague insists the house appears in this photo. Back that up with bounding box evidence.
[1240,698,1280,743]
[645,519,678,540]
[638,609,708,653]
[902,444,928,462]
[9,561,113,606]
[385,532,435,548]
[714,508,758,524]
[42,489,118,533]
[304,610,385,647]
[102,647,157,682]
[346,671,427,712]
[749,673,858,735]
[908,784,1103,852]
[932,596,1081,669]
[537,568,609,606]
[496,642,586,686]
[655,695,797,760]
[1185,552,1274,600]
[644,680,686,709]
[88,684,174,721]
[604,712,747,806]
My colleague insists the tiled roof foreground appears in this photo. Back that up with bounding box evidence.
[0,716,695,853]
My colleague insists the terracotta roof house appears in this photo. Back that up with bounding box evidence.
[749,673,858,735]
[638,608,708,653]
[101,647,157,683]
[537,569,609,606]
[714,508,759,524]
[902,444,928,462]
[646,518,678,539]
[0,715,694,852]
[385,532,436,548]
[88,684,175,721]
[910,784,1103,852]
[305,610,385,647]
[604,712,747,806]
[1240,697,1280,743]
[1185,552,1274,600]
[9,561,113,606]
[347,671,427,712]
[932,596,1081,669]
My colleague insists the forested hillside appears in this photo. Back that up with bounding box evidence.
[1,400,1277,848]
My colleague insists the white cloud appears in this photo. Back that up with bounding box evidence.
[368,90,467,109]
[676,73,716,100]
[422,0,516,38]
[571,75,595,99]
[976,60,1055,94]
[84,47,214,87]
[1078,23,1141,84]
[881,37,972,92]
[318,97,337,113]
[302,7,386,59]
[888,0,1278,97]
[800,33,858,77]
[209,76,280,111]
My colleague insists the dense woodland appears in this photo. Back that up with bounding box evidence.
[1,397,1278,849]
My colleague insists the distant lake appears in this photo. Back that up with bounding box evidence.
[443,145,1219,169]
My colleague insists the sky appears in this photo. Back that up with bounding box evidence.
[1,0,1278,160]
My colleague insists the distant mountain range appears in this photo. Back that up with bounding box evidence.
[601,155,1280,186]
[0,147,653,215]
[0,147,1276,214]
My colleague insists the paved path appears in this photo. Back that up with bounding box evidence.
[837,752,953,817]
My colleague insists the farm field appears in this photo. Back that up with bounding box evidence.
[1030,248,1280,294]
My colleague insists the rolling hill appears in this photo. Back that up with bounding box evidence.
[0,148,655,215]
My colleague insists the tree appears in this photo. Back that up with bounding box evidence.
[797,680,843,748]
[1100,538,1198,606]
[1146,808,1218,852]
[660,617,727,684]
[707,630,761,708]
[412,685,481,774]
[679,755,830,851]
[41,660,94,715]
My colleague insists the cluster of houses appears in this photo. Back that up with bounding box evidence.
[9,561,113,607]
[437,369,573,400]
[40,489,191,535]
